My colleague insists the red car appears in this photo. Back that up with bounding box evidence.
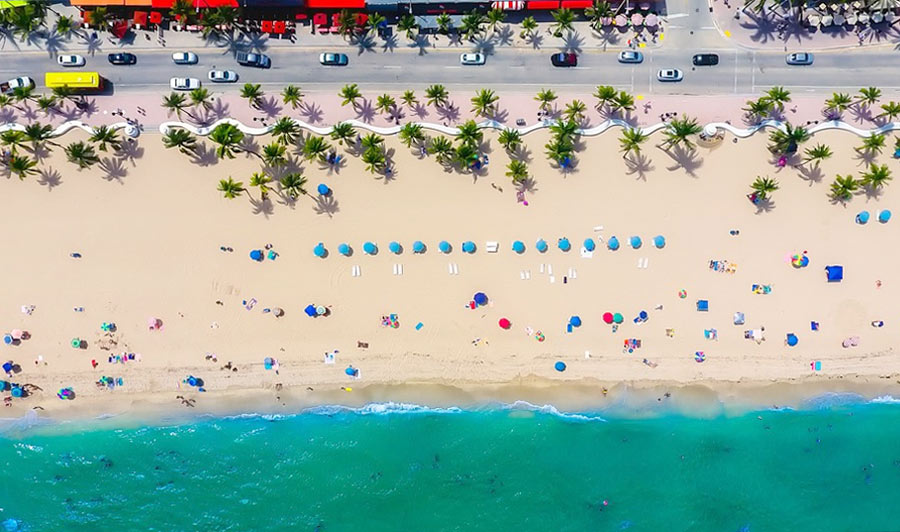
[550,53,577,67]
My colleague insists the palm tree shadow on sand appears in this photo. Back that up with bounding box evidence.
[662,145,703,177]
[99,156,128,183]
[794,164,824,185]
[189,142,219,167]
[754,196,775,214]
[37,167,62,190]
[313,194,340,217]
[625,152,654,181]
[249,196,275,217]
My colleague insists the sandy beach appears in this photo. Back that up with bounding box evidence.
[1,125,898,420]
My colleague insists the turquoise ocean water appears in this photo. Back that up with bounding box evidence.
[2,397,900,531]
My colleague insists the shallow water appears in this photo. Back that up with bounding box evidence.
[2,400,900,531]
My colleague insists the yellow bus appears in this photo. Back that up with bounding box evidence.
[44,71,103,91]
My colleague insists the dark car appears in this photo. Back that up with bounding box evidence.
[107,52,137,65]
[550,52,577,67]
[235,52,271,68]
[692,53,719,66]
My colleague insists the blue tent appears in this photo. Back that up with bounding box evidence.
[439,240,452,253]
[569,315,582,327]
[607,236,620,251]
[474,292,488,306]
[879,209,892,223]
[512,240,525,254]
[536,239,548,253]
[363,242,377,255]
[317,183,331,196]
[462,241,476,253]
[558,238,571,252]
[338,243,351,256]
[786,333,798,347]
[304,304,317,317]
[856,211,870,224]
[249,249,263,261]
[697,300,709,311]
[389,241,402,254]
[630,236,642,249]
[584,238,596,252]
[313,243,326,258]
[413,241,426,253]
[554,361,566,372]
[653,235,666,249]
[826,265,843,282]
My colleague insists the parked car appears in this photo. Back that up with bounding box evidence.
[617,50,643,64]
[107,53,137,65]
[0,76,33,95]
[692,53,719,66]
[318,53,348,66]
[208,70,238,83]
[170,77,201,91]
[657,68,683,82]
[550,52,577,67]
[460,52,485,65]
[172,52,198,65]
[57,54,86,67]
[786,52,813,65]
[236,52,271,68]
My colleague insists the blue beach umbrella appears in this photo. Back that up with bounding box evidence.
[607,236,620,251]
[583,238,596,252]
[856,211,870,224]
[536,239,548,253]
[554,361,566,372]
[512,240,525,254]
[363,242,377,255]
[317,183,331,196]
[249,249,263,261]
[413,241,426,254]
[345,366,358,377]
[389,241,402,254]
[653,235,666,249]
[10,387,23,398]
[786,333,799,347]
[569,315,582,327]
[474,292,488,306]
[462,241,476,253]
[338,243,351,256]
[304,304,317,317]
[630,236,642,249]
[879,209,892,223]
[2,335,10,345]
[558,238,571,252]
[313,242,327,258]
[439,240,452,254]
[0,381,7,391]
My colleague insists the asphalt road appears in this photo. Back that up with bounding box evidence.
[1,45,900,97]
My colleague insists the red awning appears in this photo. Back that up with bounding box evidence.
[295,13,308,20]
[527,0,559,9]
[261,20,274,32]
[306,0,365,8]
[312,12,327,25]
[149,11,163,23]
[273,20,286,33]
[134,10,148,25]
[355,12,368,26]
[112,19,131,39]
[194,0,237,7]
[331,12,340,26]
[82,10,92,24]
[560,0,591,7]
[151,0,173,8]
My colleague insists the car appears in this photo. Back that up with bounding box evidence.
[318,53,348,66]
[0,76,34,95]
[208,70,238,83]
[692,53,719,66]
[236,52,271,68]
[172,52,198,65]
[657,68,683,82]
[786,52,813,65]
[107,53,137,65]
[617,50,643,64]
[170,77,201,91]
[550,52,577,67]
[57,54,86,67]
[460,52,485,66]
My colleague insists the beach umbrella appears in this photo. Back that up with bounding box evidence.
[11,387,23,398]
[413,241,426,254]
[607,236,620,251]
[630,236,642,249]
[273,307,284,317]
[316,305,326,316]
[603,312,614,324]
[462,241,476,253]
[584,238,596,252]
[856,210,870,224]
[536,239,548,253]
[71,337,81,348]
[313,242,327,258]
[569,315,582,327]
[363,242,377,255]
[317,183,331,196]
[264,357,274,369]
[558,238,571,252]
[786,333,799,347]
[512,240,525,254]
[879,209,892,223]
[2,335,11,345]
[499,318,511,329]
[389,241,402,254]
[0,381,7,391]
[10,330,22,341]
[338,243,351,256]
[638,310,648,321]
[554,361,566,372]
[187,376,198,386]
[439,240,452,253]
[474,292,488,306]
[304,304,317,317]
[249,249,263,261]
[792,253,809,268]
[345,366,358,377]
[613,312,624,324]
[653,235,666,249]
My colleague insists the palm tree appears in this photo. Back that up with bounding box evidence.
[367,12,386,36]
[330,122,356,145]
[498,129,522,152]
[750,176,779,200]
[535,88,557,111]
[162,127,198,155]
[544,137,574,166]
[189,87,213,111]
[54,15,74,37]
[506,159,529,183]
[10,85,34,108]
[90,6,111,32]
[564,100,587,122]
[23,122,55,150]
[487,7,506,31]
[249,172,273,200]
[162,92,194,120]
[471,89,499,118]
[399,123,425,148]
[767,123,809,154]
[339,83,362,108]
[593,85,617,110]
[549,119,579,144]
[520,16,538,39]
[36,95,57,116]
[459,10,485,40]
[800,143,832,166]
[271,117,299,146]
[240,83,264,109]
[262,142,287,168]
[455,142,480,169]
[428,136,455,164]
[742,98,773,121]
[401,90,418,109]
[425,84,449,108]
[209,123,245,159]
[337,9,356,37]
[64,141,100,169]
[660,116,703,151]
[860,163,892,190]
[397,14,418,39]
[280,172,308,199]
[610,91,636,113]
[51,85,76,105]
[282,85,303,110]
[878,101,900,121]
[0,130,26,154]
[619,127,648,160]
[550,7,575,36]
[856,133,886,155]
[302,135,332,161]
[765,86,791,110]
[376,93,396,116]
[585,0,613,29]
[455,120,483,147]
[856,86,881,107]
[830,174,859,202]
[89,125,121,152]
[170,0,195,25]
[217,177,245,199]
[362,146,386,174]
[436,13,453,34]
[361,133,384,152]
[824,92,852,113]
[7,154,38,180]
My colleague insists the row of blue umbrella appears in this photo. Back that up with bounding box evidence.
[313,236,666,257]
[856,209,892,224]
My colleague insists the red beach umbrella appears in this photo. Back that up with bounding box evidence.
[603,312,614,324]
[499,318,511,329]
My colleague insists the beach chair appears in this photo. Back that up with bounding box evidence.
[486,241,499,253]
[734,312,745,325]
[704,328,718,340]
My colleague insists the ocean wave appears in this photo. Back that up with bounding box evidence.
[801,392,869,409]
[870,395,900,404]
[0,410,55,434]
[492,400,608,422]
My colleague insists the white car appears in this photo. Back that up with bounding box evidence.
[172,52,199,65]
[786,52,813,65]
[170,77,201,91]
[1,76,34,95]
[460,52,485,66]
[657,68,684,82]
[57,54,86,67]
[208,70,238,83]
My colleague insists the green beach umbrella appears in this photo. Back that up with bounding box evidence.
[613,313,624,324]
[71,338,81,348]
